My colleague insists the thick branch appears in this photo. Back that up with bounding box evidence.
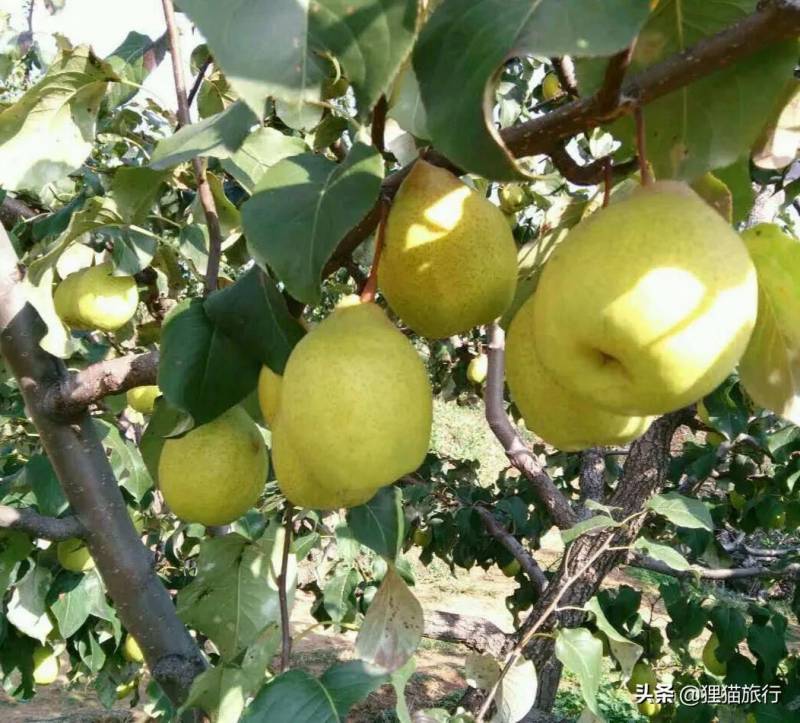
[485,323,577,529]
[0,506,85,541]
[46,351,159,419]
[630,554,800,581]
[0,226,205,706]
[578,448,605,512]
[474,505,548,595]
[0,196,37,227]
[161,0,224,295]
[502,1,800,159]
[424,610,507,657]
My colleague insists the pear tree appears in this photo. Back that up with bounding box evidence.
[0,1,800,722]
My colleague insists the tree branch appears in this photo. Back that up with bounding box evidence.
[484,323,577,529]
[0,506,85,541]
[474,505,548,595]
[502,1,800,159]
[0,225,205,706]
[630,554,800,581]
[549,57,578,98]
[578,448,605,512]
[45,351,159,419]
[187,56,212,109]
[278,504,294,673]
[424,610,508,657]
[0,196,37,227]
[161,0,224,295]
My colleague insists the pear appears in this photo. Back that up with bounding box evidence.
[127,385,160,414]
[702,633,727,676]
[121,635,144,663]
[32,646,59,685]
[57,537,95,572]
[507,297,653,451]
[257,366,282,426]
[626,661,657,694]
[378,160,517,338]
[467,354,489,385]
[158,406,268,526]
[55,262,139,332]
[273,296,432,509]
[542,72,563,101]
[533,181,758,416]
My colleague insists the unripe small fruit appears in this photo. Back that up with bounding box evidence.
[32,646,59,685]
[122,635,144,663]
[542,72,563,101]
[501,559,521,577]
[638,701,662,717]
[499,184,527,213]
[467,354,488,385]
[57,537,94,573]
[413,528,432,547]
[126,385,160,414]
[702,633,727,676]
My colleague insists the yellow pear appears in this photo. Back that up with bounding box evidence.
[466,354,488,385]
[158,406,268,526]
[507,297,652,451]
[273,297,432,509]
[533,181,758,415]
[257,366,282,426]
[378,160,517,338]
[126,385,160,414]
[542,72,563,101]
[32,646,59,685]
[55,262,139,332]
[57,537,95,572]
[121,634,144,663]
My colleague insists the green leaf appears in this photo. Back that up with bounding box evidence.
[0,46,115,192]
[387,63,430,140]
[242,142,384,304]
[319,660,390,717]
[633,537,691,572]
[581,0,798,180]
[221,127,307,194]
[0,532,33,594]
[555,627,603,716]
[177,524,295,661]
[180,0,417,121]
[105,31,166,109]
[93,419,153,502]
[714,158,755,225]
[346,486,404,560]
[23,454,68,518]
[561,515,617,545]
[389,658,415,723]
[646,492,714,531]
[583,597,643,679]
[354,565,423,672]
[7,564,54,643]
[203,267,305,375]
[110,166,170,224]
[323,566,359,625]
[158,299,261,425]
[106,226,159,276]
[50,574,94,638]
[739,224,800,424]
[413,0,649,180]
[150,100,258,169]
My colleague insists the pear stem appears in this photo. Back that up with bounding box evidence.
[278,503,295,673]
[359,199,389,303]
[634,106,653,186]
[602,158,612,208]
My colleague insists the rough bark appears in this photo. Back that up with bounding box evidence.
[0,227,205,706]
[0,506,86,541]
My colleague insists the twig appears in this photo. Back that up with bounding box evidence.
[45,351,159,419]
[474,505,548,594]
[161,0,224,295]
[476,531,617,721]
[187,56,212,109]
[630,554,800,581]
[634,106,652,185]
[484,323,577,529]
[371,95,388,155]
[594,46,635,113]
[547,143,636,186]
[278,504,294,672]
[502,2,800,159]
[359,200,388,303]
[603,159,612,208]
[549,57,578,98]
[0,506,85,541]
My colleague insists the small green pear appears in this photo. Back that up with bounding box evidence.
[533,181,758,416]
[702,633,727,676]
[57,537,94,573]
[55,262,139,332]
[627,661,657,694]
[501,559,521,577]
[273,297,432,509]
[467,354,488,385]
[32,646,59,685]
[122,634,144,663]
[507,297,653,451]
[127,385,160,414]
[542,72,563,101]
[159,406,268,526]
[499,183,527,214]
[378,160,518,338]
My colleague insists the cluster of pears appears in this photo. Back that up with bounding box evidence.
[54,262,139,332]
[506,180,759,451]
